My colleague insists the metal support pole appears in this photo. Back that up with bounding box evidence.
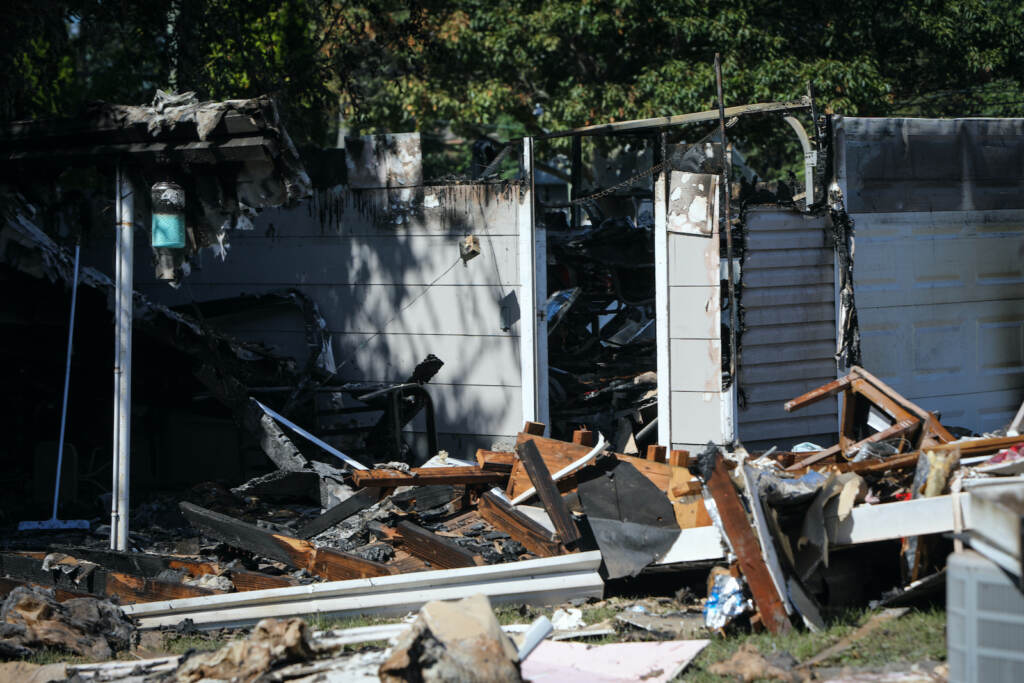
[111,164,133,551]
[715,53,740,435]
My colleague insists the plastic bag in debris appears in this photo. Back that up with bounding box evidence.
[704,573,749,630]
[791,442,824,452]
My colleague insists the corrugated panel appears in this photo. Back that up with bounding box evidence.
[737,207,838,450]
[838,117,1024,434]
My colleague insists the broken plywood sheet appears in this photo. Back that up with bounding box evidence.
[521,639,709,683]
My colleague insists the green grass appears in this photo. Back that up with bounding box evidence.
[680,607,947,682]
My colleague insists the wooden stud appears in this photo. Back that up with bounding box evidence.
[516,439,581,546]
[572,429,595,447]
[476,449,516,473]
[646,445,667,463]
[477,490,566,557]
[704,453,792,634]
[786,418,918,471]
[669,449,690,467]
[524,421,547,436]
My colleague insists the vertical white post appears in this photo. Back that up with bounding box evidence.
[111,164,133,551]
[654,163,671,447]
[518,137,542,429]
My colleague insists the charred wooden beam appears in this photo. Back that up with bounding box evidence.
[516,440,581,547]
[351,466,504,488]
[477,491,566,557]
[701,450,792,634]
[179,502,395,580]
[392,520,480,569]
[295,489,380,540]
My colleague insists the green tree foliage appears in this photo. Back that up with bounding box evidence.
[3,0,1023,154]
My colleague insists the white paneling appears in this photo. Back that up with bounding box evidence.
[667,286,719,339]
[670,391,725,443]
[663,172,724,446]
[175,234,520,287]
[669,339,722,392]
[133,183,524,457]
[137,282,519,337]
[737,207,837,448]
[840,117,1024,435]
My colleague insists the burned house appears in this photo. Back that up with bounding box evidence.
[1,89,1024,681]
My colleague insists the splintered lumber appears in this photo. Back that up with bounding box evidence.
[295,489,379,540]
[646,445,667,463]
[703,454,792,634]
[0,552,222,604]
[476,449,517,473]
[179,502,395,580]
[787,418,918,471]
[477,491,567,557]
[227,569,301,591]
[507,432,672,497]
[392,520,480,569]
[351,466,504,488]
[516,440,581,546]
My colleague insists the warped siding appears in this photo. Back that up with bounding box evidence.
[836,117,1024,434]
[134,184,525,460]
[738,206,838,450]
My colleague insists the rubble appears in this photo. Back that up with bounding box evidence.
[379,594,521,683]
[0,587,134,659]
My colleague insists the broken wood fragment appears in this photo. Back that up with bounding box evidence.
[179,502,395,580]
[572,429,595,447]
[669,450,690,467]
[702,451,792,634]
[392,520,480,569]
[475,449,516,473]
[295,489,379,540]
[477,491,567,557]
[516,439,581,546]
[351,466,504,488]
[646,445,667,463]
[524,421,546,436]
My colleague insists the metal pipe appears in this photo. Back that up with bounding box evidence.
[111,164,134,551]
[715,54,740,435]
[51,243,80,521]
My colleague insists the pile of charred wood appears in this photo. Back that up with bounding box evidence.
[1,364,1022,639]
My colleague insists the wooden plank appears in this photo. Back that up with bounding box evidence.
[393,520,480,569]
[179,502,395,580]
[49,546,220,580]
[510,431,672,495]
[784,376,852,412]
[516,440,581,546]
[351,466,504,488]
[102,572,224,603]
[0,575,92,602]
[477,491,566,557]
[704,453,792,634]
[295,489,379,540]
[668,467,711,529]
[476,449,516,473]
[228,569,301,592]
